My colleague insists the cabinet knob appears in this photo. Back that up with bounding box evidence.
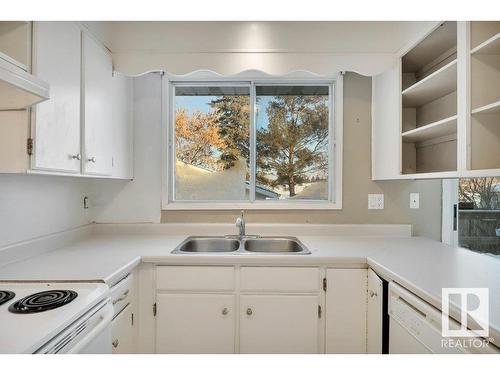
[222,307,229,316]
[71,153,81,161]
[369,291,378,298]
[246,308,253,316]
[112,339,119,348]
[87,156,97,163]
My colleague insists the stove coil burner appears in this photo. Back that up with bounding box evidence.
[0,291,15,306]
[9,290,78,314]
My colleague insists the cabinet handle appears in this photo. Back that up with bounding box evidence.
[369,290,378,298]
[112,289,130,305]
[222,307,229,316]
[112,339,119,348]
[246,308,253,316]
[88,156,96,163]
[71,153,81,160]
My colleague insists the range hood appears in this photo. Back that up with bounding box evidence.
[0,56,49,110]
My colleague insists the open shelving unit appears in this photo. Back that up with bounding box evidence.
[401,21,458,175]
[402,60,457,107]
[402,115,457,143]
[469,22,500,172]
[471,100,500,115]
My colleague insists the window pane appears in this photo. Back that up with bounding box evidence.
[255,85,330,200]
[458,177,500,255]
[174,86,250,201]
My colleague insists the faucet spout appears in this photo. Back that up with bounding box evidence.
[235,210,245,237]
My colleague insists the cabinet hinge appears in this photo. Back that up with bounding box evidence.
[131,312,134,326]
[27,138,33,156]
[318,305,322,319]
[153,303,157,317]
[323,277,327,292]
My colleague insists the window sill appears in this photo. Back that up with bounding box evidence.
[162,201,342,210]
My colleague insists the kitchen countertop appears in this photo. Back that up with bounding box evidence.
[0,224,499,345]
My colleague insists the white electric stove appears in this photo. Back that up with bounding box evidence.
[0,282,112,354]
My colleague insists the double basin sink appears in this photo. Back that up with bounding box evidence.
[172,236,311,255]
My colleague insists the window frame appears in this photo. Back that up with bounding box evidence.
[161,72,343,210]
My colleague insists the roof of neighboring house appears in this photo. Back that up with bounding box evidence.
[245,182,280,199]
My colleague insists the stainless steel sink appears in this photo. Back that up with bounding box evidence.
[243,237,310,254]
[172,236,310,255]
[173,237,239,253]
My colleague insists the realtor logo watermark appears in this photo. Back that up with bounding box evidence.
[441,288,492,350]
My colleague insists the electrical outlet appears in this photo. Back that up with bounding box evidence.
[410,193,420,209]
[368,194,384,210]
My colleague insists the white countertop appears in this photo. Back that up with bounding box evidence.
[0,223,499,345]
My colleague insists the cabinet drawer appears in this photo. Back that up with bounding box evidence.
[156,266,235,291]
[240,267,320,292]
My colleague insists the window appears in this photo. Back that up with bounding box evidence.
[164,77,342,209]
[173,85,250,201]
[442,178,500,256]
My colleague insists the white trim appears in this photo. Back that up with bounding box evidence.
[162,201,342,211]
[442,179,459,246]
[166,69,337,82]
[333,74,343,208]
[161,74,169,208]
[161,71,343,210]
[249,82,256,202]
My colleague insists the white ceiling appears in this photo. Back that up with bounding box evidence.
[84,21,437,54]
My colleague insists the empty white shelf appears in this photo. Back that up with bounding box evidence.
[472,100,500,114]
[402,115,457,143]
[471,33,500,55]
[0,51,27,71]
[402,60,457,107]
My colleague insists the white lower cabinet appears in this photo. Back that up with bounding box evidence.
[152,266,375,354]
[155,293,236,354]
[239,295,320,354]
[367,268,384,354]
[325,268,368,353]
[111,304,135,354]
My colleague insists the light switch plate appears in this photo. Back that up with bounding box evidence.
[368,194,384,210]
[410,193,420,209]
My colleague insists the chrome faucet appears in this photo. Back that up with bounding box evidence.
[235,210,245,237]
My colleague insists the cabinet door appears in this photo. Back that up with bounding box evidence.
[31,22,81,173]
[372,63,401,180]
[82,33,113,175]
[156,293,235,354]
[325,268,367,353]
[111,73,133,179]
[367,268,383,354]
[111,304,135,354]
[239,295,320,354]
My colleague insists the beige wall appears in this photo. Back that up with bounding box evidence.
[161,73,443,241]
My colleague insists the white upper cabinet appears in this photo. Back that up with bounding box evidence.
[372,21,500,179]
[466,21,500,176]
[82,33,113,176]
[31,22,81,173]
[0,22,133,178]
[111,72,134,179]
[372,64,401,180]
